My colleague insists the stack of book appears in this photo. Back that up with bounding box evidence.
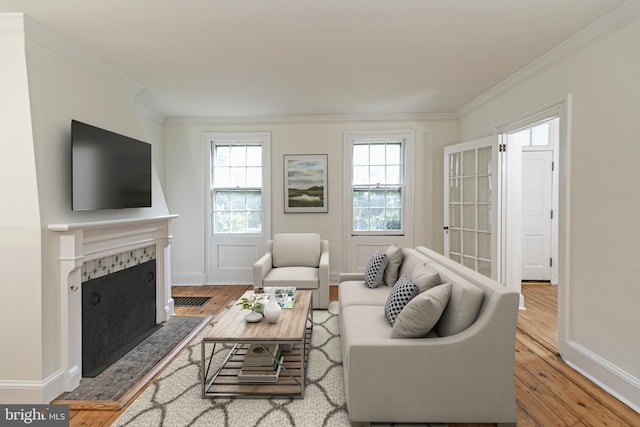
[238,343,283,383]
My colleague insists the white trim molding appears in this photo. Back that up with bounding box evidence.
[0,13,25,35]
[48,215,177,392]
[458,1,640,117]
[0,370,65,404]
[20,14,143,95]
[563,340,640,413]
[167,112,456,126]
[342,129,416,273]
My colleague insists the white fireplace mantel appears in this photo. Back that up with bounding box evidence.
[49,214,177,391]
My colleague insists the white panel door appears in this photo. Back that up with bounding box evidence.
[444,136,499,279]
[205,133,271,285]
[521,150,553,280]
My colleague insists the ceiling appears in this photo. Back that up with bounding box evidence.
[0,0,628,118]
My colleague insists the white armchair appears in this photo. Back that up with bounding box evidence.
[253,233,329,309]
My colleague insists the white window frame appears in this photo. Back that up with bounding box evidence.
[343,130,415,237]
[202,132,271,284]
[210,139,266,235]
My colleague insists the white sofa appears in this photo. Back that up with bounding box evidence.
[253,233,330,309]
[338,246,519,425]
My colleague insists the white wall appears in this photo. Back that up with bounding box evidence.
[0,16,44,400]
[458,13,640,410]
[165,118,457,284]
[0,14,170,403]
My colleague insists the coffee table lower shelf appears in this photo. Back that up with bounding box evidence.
[202,328,312,399]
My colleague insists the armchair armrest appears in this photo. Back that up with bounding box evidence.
[253,253,273,287]
[339,272,365,282]
[316,240,330,308]
[319,245,329,284]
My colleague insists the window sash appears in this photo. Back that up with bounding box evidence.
[350,140,405,234]
[211,142,264,234]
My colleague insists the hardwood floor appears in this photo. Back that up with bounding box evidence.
[68,284,639,426]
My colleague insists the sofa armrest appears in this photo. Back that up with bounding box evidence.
[343,289,519,424]
[339,273,365,282]
[253,253,273,287]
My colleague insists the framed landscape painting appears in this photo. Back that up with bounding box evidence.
[284,154,328,213]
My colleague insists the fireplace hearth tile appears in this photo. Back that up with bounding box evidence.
[82,245,156,281]
[55,315,206,405]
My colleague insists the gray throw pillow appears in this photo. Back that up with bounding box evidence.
[384,244,404,286]
[364,250,388,288]
[384,275,419,325]
[411,265,442,293]
[392,283,452,338]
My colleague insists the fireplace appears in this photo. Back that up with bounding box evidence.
[49,215,176,391]
[82,250,158,377]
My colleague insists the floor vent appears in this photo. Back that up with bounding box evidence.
[173,296,212,307]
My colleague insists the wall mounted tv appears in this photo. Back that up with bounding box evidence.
[72,120,152,210]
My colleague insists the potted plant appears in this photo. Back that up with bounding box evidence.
[236,294,265,322]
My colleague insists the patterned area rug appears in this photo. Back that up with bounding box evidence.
[114,302,442,427]
[114,302,346,426]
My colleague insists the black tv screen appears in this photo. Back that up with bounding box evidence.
[72,120,152,210]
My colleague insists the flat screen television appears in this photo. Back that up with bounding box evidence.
[72,120,152,210]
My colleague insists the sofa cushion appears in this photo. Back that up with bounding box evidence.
[341,305,393,351]
[339,280,391,310]
[410,265,442,293]
[383,244,404,286]
[392,283,452,338]
[272,233,321,268]
[428,265,485,336]
[263,266,319,289]
[365,250,388,288]
[384,275,419,325]
[398,248,427,278]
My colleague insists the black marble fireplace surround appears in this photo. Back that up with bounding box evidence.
[82,260,159,377]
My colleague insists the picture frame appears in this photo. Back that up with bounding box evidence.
[284,154,328,213]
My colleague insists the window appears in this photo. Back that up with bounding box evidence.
[512,117,558,147]
[345,130,414,236]
[211,141,263,234]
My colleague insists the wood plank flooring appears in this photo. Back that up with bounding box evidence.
[68,284,640,426]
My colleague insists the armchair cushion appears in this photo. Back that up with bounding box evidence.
[272,233,321,268]
[262,266,319,289]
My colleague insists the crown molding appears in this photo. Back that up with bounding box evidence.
[457,0,640,118]
[166,111,457,126]
[136,103,166,124]
[21,15,143,95]
[0,13,25,35]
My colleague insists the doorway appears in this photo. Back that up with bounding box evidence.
[498,98,571,356]
[509,117,559,285]
[446,100,568,316]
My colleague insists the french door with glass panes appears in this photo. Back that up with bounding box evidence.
[444,136,499,279]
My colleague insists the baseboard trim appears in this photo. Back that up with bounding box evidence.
[172,272,207,286]
[563,339,640,413]
[0,370,65,404]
